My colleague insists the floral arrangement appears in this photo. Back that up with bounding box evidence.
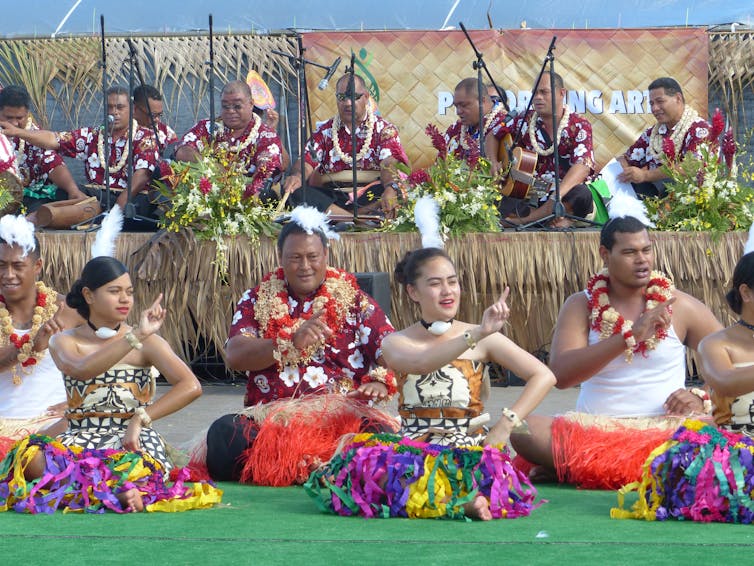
[157,145,278,271]
[384,124,501,238]
[643,109,754,232]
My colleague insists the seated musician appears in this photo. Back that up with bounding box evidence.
[617,77,711,199]
[282,74,409,217]
[133,84,178,153]
[487,72,595,225]
[444,77,505,163]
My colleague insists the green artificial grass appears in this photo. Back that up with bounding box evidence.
[1,483,753,565]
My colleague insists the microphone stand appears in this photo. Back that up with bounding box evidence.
[128,39,163,155]
[517,37,599,231]
[345,52,358,224]
[272,39,332,206]
[208,14,216,137]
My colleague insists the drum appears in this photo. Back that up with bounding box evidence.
[35,196,102,229]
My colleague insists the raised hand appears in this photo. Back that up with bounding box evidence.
[292,310,333,351]
[137,293,166,338]
[479,287,511,338]
[0,120,21,137]
[32,315,65,353]
[632,296,676,343]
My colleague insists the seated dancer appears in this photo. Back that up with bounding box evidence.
[510,206,722,489]
[487,71,595,225]
[613,229,754,524]
[175,80,283,198]
[0,214,220,513]
[0,85,86,215]
[133,84,178,153]
[0,215,82,456]
[444,77,505,163]
[202,206,398,485]
[0,86,159,217]
[306,198,555,520]
[282,74,409,216]
[618,77,711,199]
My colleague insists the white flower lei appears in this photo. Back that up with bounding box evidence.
[647,105,699,160]
[97,120,139,175]
[459,105,505,152]
[331,107,375,165]
[214,113,261,153]
[528,107,571,157]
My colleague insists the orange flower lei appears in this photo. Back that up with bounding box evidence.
[253,267,396,394]
[0,281,59,384]
[587,269,674,363]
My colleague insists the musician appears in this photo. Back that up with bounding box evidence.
[0,86,158,214]
[175,81,283,198]
[618,77,711,199]
[282,74,409,216]
[133,84,178,153]
[0,85,86,213]
[444,77,505,163]
[487,72,595,225]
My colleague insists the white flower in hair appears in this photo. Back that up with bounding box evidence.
[414,195,444,249]
[607,191,655,228]
[91,205,124,258]
[289,205,340,241]
[0,215,36,258]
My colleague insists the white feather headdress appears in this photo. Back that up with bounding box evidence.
[414,195,444,249]
[0,215,36,258]
[289,205,340,241]
[606,191,655,227]
[91,205,124,258]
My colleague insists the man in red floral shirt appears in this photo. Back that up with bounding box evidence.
[204,206,396,481]
[0,86,159,215]
[0,85,86,214]
[282,74,409,216]
[618,77,711,199]
[175,80,283,198]
[133,84,178,153]
[488,72,595,225]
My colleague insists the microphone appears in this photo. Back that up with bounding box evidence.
[504,108,520,126]
[317,56,342,90]
[106,114,115,129]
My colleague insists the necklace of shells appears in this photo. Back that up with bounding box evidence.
[331,107,375,165]
[528,107,571,157]
[214,113,261,153]
[647,105,699,160]
[97,120,139,174]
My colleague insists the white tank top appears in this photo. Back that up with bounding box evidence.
[0,327,66,419]
[576,312,687,418]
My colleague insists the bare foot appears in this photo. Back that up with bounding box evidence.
[463,494,493,521]
[117,488,145,512]
[528,465,558,483]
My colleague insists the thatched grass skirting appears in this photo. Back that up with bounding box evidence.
[39,230,745,363]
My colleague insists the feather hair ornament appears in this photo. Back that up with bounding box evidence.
[0,215,36,258]
[606,191,655,227]
[744,222,754,256]
[413,195,444,249]
[90,205,124,258]
[289,205,340,241]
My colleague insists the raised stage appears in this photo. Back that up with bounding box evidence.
[38,229,746,367]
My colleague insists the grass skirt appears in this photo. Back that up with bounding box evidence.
[305,432,540,520]
[612,420,754,523]
[0,435,222,514]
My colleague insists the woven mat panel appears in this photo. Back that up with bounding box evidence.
[709,31,754,132]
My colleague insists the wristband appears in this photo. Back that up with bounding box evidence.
[463,330,477,350]
[125,331,143,350]
[689,387,712,414]
[501,407,530,434]
[134,406,152,427]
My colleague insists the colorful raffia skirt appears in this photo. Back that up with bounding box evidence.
[304,432,540,520]
[551,413,686,489]
[612,420,754,523]
[0,435,222,514]
[0,414,63,461]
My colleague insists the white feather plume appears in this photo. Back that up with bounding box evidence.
[607,191,655,227]
[744,222,754,256]
[414,195,444,249]
[289,205,339,241]
[0,215,36,257]
[91,205,124,258]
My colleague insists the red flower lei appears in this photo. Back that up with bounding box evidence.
[586,269,674,362]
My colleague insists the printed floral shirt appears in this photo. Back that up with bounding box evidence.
[304,115,409,175]
[8,122,65,188]
[445,107,505,161]
[150,121,178,150]
[624,117,711,170]
[57,126,158,189]
[491,110,595,187]
[229,269,395,406]
[178,118,282,193]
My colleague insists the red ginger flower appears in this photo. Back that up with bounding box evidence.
[408,169,430,186]
[662,137,676,162]
[722,128,737,170]
[425,124,447,159]
[199,176,212,195]
[710,108,725,141]
[466,139,481,169]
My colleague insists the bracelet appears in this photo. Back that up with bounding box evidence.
[124,331,143,350]
[134,406,152,427]
[689,387,712,414]
[501,407,529,434]
[463,330,477,350]
[361,366,398,396]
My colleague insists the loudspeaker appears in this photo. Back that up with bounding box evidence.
[355,272,392,319]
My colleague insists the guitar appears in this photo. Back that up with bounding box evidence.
[497,133,546,199]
